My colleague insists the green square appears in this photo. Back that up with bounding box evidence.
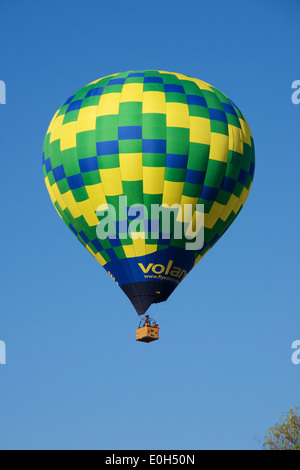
[242,143,254,169]
[72,187,89,202]
[166,127,190,155]
[234,107,243,119]
[56,178,70,194]
[105,195,122,210]
[126,76,144,84]
[98,76,113,87]
[122,181,144,206]
[225,162,240,180]
[76,130,97,158]
[119,102,143,126]
[216,189,232,205]
[96,115,118,142]
[119,139,142,153]
[113,246,126,259]
[103,84,124,94]
[187,143,210,171]
[49,140,62,167]
[47,171,55,186]
[63,207,73,222]
[143,83,164,92]
[210,87,228,104]
[183,182,202,198]
[78,221,97,241]
[170,237,186,250]
[63,109,80,124]
[120,237,134,246]
[233,181,243,198]
[244,174,253,190]
[181,80,204,95]
[199,198,214,212]
[226,113,241,128]
[165,167,186,183]
[81,95,102,108]
[160,73,179,84]
[82,170,101,186]
[201,90,224,110]
[60,148,80,177]
[57,105,68,117]
[144,71,161,77]
[142,113,166,139]
[98,154,120,169]
[211,121,228,135]
[228,150,242,166]
[165,93,187,104]
[143,153,166,167]
[204,160,227,188]
[143,194,163,210]
[188,104,210,118]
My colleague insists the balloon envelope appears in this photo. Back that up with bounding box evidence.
[43,71,255,315]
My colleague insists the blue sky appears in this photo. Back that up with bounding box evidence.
[0,0,299,450]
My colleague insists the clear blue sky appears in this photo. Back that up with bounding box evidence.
[0,0,299,450]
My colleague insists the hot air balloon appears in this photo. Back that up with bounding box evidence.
[43,70,255,342]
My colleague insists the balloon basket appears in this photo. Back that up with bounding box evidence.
[136,326,159,343]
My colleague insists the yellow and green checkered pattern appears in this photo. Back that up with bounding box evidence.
[43,70,255,270]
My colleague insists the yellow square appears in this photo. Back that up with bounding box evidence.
[120,83,143,102]
[194,79,213,92]
[51,183,67,211]
[95,252,107,266]
[143,167,165,194]
[45,177,57,206]
[123,245,136,258]
[239,118,252,146]
[98,93,120,116]
[100,168,123,196]
[220,194,239,221]
[119,153,143,181]
[142,92,166,114]
[49,114,64,143]
[132,237,146,257]
[62,190,81,218]
[166,103,189,128]
[47,110,59,135]
[178,195,199,222]
[76,106,97,133]
[162,181,185,206]
[239,186,250,206]
[77,199,99,227]
[145,244,157,255]
[189,116,211,145]
[204,201,224,229]
[209,133,229,162]
[86,182,107,211]
[228,124,243,153]
[60,122,77,150]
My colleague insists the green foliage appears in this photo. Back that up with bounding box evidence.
[262,408,300,451]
